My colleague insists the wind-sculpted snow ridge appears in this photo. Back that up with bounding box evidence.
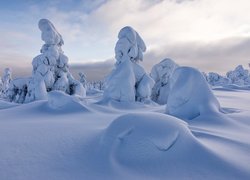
[7,19,86,104]
[103,26,154,103]
[150,58,179,104]
[166,66,221,120]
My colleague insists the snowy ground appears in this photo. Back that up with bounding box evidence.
[0,89,249,180]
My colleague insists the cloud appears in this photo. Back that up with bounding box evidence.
[142,36,250,75]
[1,0,250,80]
[69,59,114,81]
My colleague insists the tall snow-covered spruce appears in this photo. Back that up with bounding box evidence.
[8,19,86,103]
[103,26,154,102]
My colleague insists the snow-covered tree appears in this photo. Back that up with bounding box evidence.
[79,72,87,88]
[226,65,250,86]
[1,68,12,99]
[27,19,86,102]
[150,58,178,105]
[6,19,86,103]
[103,26,154,102]
[0,76,3,97]
[207,72,231,86]
[7,78,29,103]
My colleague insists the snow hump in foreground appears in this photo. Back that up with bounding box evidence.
[100,113,194,167]
[166,67,220,120]
[47,91,89,113]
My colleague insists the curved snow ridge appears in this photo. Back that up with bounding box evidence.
[99,112,196,167]
[47,91,90,113]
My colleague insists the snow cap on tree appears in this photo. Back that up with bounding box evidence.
[116,26,146,63]
[38,19,64,46]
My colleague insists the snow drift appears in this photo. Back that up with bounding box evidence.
[166,67,220,120]
[100,113,193,166]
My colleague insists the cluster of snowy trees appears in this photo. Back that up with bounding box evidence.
[1,18,250,106]
[204,64,250,87]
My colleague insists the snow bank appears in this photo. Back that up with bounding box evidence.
[100,112,193,167]
[150,58,179,104]
[47,91,89,113]
[166,67,220,120]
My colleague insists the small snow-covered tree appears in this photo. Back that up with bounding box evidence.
[79,72,87,88]
[207,72,231,86]
[1,68,12,99]
[103,26,154,102]
[150,58,178,105]
[226,65,250,86]
[0,76,3,97]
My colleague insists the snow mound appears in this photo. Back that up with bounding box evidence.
[100,113,194,167]
[47,91,89,112]
[167,67,220,120]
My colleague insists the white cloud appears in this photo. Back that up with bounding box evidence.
[1,0,250,80]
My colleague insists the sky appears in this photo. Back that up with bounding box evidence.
[0,0,250,80]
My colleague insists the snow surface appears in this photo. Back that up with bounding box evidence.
[0,87,250,179]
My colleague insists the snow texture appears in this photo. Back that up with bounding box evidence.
[150,58,179,104]
[103,26,154,103]
[0,88,250,179]
[166,66,220,120]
